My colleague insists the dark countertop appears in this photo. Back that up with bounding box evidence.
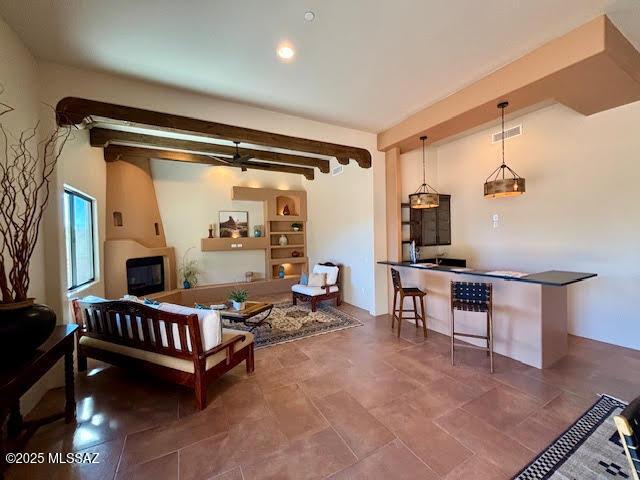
[377,261,597,287]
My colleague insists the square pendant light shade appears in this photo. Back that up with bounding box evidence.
[484,178,526,198]
[409,192,439,209]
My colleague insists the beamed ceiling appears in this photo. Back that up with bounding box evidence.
[56,97,371,179]
[3,0,640,132]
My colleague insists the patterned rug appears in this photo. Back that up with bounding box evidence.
[221,301,363,348]
[513,394,631,480]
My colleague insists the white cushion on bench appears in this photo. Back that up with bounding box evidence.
[157,303,222,351]
[79,328,253,374]
[291,284,339,297]
[78,296,222,352]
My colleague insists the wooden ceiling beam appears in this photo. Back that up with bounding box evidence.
[56,97,371,168]
[90,128,331,173]
[104,145,315,180]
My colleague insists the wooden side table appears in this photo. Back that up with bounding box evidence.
[0,324,78,476]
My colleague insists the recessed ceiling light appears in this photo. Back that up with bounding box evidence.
[277,43,295,61]
[304,11,315,22]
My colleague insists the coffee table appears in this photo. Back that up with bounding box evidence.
[219,302,273,331]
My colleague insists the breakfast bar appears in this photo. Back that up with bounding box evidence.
[378,261,596,369]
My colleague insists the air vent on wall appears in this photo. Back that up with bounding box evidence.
[492,124,522,143]
[332,165,344,176]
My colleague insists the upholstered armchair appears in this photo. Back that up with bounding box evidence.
[292,262,342,312]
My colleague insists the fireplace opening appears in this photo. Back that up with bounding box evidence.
[126,256,165,296]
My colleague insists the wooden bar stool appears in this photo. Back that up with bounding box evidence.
[450,281,494,373]
[390,268,427,338]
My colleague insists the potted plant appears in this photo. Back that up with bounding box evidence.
[291,222,303,232]
[178,247,201,289]
[0,90,72,359]
[229,289,248,311]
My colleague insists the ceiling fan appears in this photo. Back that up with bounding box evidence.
[209,141,253,172]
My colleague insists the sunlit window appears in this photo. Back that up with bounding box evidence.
[64,188,96,290]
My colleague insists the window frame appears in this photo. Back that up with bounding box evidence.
[64,187,97,291]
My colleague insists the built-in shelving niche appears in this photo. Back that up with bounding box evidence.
[269,222,306,278]
[275,195,300,217]
[231,186,308,280]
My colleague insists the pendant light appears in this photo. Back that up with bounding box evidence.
[409,136,439,209]
[484,101,526,198]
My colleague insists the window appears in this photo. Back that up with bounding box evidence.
[64,188,96,290]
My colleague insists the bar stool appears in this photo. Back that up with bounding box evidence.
[390,268,427,338]
[450,281,494,373]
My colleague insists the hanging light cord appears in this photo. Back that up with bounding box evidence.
[414,136,439,194]
[500,103,506,178]
[485,101,522,183]
[422,138,427,186]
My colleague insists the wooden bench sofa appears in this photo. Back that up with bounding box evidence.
[71,299,254,410]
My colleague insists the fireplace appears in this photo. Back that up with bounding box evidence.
[126,256,165,296]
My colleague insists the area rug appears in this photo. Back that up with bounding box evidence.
[513,394,631,480]
[221,301,363,348]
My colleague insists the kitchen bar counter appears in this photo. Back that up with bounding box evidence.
[377,261,596,287]
[378,260,597,369]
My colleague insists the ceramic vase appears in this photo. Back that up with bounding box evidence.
[0,300,56,360]
[232,301,246,311]
[279,234,288,246]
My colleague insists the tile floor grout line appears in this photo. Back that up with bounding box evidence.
[490,374,563,405]
[120,412,230,473]
[308,392,361,462]
[323,437,399,479]
[396,437,441,478]
[118,448,181,474]
[113,435,127,475]
[440,405,536,458]
[444,453,478,478]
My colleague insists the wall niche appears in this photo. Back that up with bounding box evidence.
[276,195,300,217]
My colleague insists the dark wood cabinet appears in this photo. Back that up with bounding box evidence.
[409,194,451,246]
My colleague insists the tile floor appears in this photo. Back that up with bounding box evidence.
[6,297,640,480]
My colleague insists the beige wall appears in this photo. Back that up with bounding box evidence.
[106,158,166,247]
[38,62,388,315]
[0,16,51,413]
[47,129,107,310]
[151,160,302,285]
[304,158,382,312]
[400,102,640,350]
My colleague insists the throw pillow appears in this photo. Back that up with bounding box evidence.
[158,303,222,351]
[299,272,309,285]
[312,264,339,285]
[307,272,327,287]
[121,294,144,303]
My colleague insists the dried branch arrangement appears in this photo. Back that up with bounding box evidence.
[0,87,72,303]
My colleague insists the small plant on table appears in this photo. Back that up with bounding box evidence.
[229,289,249,311]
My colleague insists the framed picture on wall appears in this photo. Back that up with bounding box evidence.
[219,211,249,238]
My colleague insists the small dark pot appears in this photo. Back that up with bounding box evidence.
[0,302,57,360]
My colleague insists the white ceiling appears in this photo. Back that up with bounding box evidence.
[1,0,640,132]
